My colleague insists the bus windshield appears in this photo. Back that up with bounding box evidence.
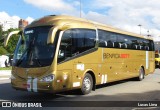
[13,26,56,68]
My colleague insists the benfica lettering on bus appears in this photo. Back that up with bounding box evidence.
[103,53,130,59]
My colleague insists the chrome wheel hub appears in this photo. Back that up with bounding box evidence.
[83,77,91,91]
[140,69,143,79]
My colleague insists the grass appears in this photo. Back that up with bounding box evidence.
[0,67,12,70]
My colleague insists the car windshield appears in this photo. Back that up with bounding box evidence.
[13,26,57,68]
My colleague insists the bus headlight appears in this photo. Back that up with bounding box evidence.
[40,74,55,82]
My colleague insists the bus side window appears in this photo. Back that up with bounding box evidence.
[143,40,150,51]
[131,40,138,50]
[109,34,118,48]
[107,40,114,48]
[58,29,96,63]
[137,42,140,50]
[73,29,96,54]
[149,40,155,51]
[123,35,132,49]
[58,30,73,62]
[98,30,119,48]
[98,30,110,48]
[137,38,144,50]
[117,34,127,49]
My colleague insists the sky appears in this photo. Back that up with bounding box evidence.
[0,0,160,41]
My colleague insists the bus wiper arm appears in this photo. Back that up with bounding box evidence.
[16,48,30,66]
[35,58,43,67]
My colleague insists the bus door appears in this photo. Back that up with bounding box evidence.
[59,28,97,89]
[56,63,72,91]
[56,30,74,91]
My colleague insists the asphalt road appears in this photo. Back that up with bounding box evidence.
[0,69,160,110]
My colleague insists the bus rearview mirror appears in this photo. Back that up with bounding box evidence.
[47,26,60,44]
[4,30,21,47]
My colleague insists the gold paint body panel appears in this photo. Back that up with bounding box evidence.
[11,15,155,93]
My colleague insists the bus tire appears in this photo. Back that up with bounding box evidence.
[159,63,160,69]
[138,67,145,81]
[81,73,93,95]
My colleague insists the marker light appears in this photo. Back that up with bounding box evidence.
[40,74,55,82]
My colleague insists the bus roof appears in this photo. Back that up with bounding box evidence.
[26,15,153,40]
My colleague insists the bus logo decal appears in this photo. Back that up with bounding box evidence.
[25,30,34,34]
[103,53,130,59]
[63,74,68,80]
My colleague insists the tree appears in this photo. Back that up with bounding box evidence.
[0,25,7,55]
[0,46,8,55]
[5,28,20,54]
[0,25,3,41]
[0,27,20,55]
[0,25,2,34]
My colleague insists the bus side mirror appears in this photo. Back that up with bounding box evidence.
[4,30,21,47]
[47,26,60,44]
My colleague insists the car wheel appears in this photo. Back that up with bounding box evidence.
[81,73,93,95]
[138,67,145,81]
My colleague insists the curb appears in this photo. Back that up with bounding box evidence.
[0,70,11,80]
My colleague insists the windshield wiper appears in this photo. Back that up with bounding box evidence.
[16,48,30,66]
[16,36,35,66]
[35,58,43,67]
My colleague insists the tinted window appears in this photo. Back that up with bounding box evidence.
[98,29,154,51]
[149,40,155,51]
[98,30,117,48]
[117,34,129,49]
[58,29,96,62]
[13,26,57,68]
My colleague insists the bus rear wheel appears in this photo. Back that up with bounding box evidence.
[81,73,93,95]
[138,67,145,81]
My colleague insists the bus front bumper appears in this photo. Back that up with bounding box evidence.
[11,78,55,93]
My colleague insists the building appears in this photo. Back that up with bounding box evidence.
[18,19,28,30]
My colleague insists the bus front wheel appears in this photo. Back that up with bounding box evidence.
[81,73,93,95]
[138,67,145,81]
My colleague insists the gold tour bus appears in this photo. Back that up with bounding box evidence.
[4,15,155,94]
